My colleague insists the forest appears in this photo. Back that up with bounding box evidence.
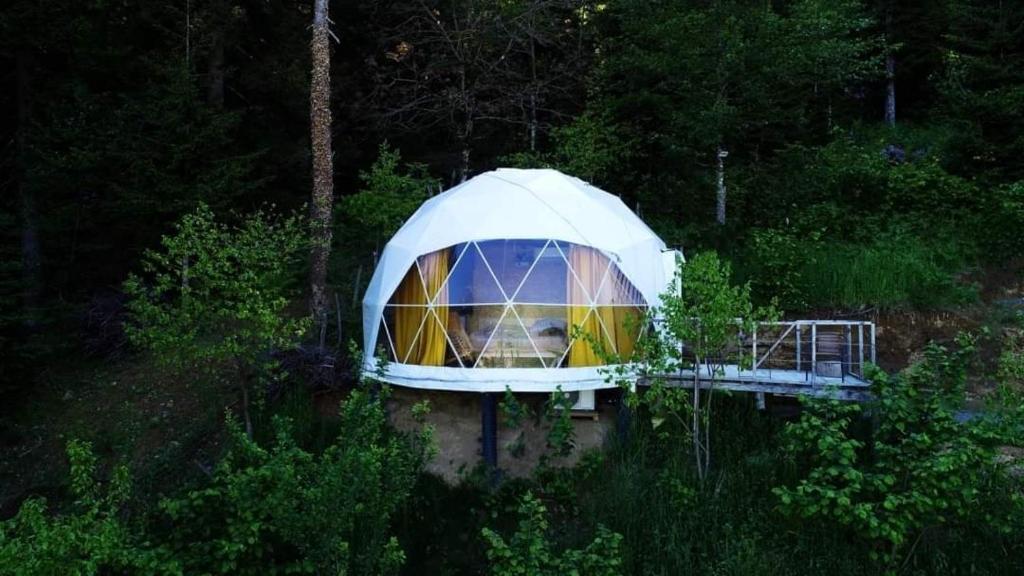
[2,0,1024,574]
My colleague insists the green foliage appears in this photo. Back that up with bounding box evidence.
[158,386,429,575]
[482,492,623,576]
[500,111,630,186]
[614,251,777,481]
[340,142,439,244]
[937,0,1024,181]
[776,336,1024,567]
[999,312,1024,391]
[662,252,776,365]
[741,229,976,311]
[500,388,532,430]
[542,388,576,459]
[0,440,179,575]
[124,203,307,368]
[548,112,632,186]
[123,204,308,432]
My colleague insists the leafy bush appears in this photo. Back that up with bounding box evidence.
[0,440,179,575]
[157,385,430,575]
[482,491,623,576]
[776,336,1024,568]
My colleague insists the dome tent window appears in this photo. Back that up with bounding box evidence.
[362,168,681,393]
[380,239,647,369]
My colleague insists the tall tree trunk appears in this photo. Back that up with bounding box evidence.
[458,67,473,182]
[528,30,538,152]
[17,47,40,329]
[207,22,225,108]
[309,0,334,348]
[715,145,727,225]
[884,8,896,128]
[884,54,896,127]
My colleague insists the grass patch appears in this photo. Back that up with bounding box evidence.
[738,230,977,311]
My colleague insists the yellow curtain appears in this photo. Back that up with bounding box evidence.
[393,250,449,365]
[568,246,611,366]
[612,306,640,359]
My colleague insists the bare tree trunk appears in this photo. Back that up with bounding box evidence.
[17,47,40,329]
[458,64,473,182]
[884,8,896,128]
[207,23,225,108]
[715,145,727,226]
[693,362,704,483]
[460,146,471,183]
[309,0,334,348]
[528,30,538,152]
[240,381,254,440]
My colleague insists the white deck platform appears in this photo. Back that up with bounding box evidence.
[651,365,873,401]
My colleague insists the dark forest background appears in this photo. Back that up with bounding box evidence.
[2,1,1024,574]
[4,0,1024,391]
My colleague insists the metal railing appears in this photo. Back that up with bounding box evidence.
[665,319,877,385]
[740,320,876,383]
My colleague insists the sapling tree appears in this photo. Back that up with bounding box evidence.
[124,204,308,438]
[604,252,776,482]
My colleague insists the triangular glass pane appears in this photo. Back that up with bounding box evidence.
[384,304,428,364]
[376,316,397,363]
[387,264,429,306]
[436,307,476,368]
[477,239,549,301]
[476,306,545,368]
[597,306,646,360]
[557,241,612,306]
[441,242,505,305]
[512,242,567,304]
[565,306,611,367]
[420,244,467,306]
[594,265,647,306]
[515,305,570,368]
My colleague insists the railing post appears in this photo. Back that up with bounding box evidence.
[752,325,758,372]
[811,322,817,385]
[796,323,802,377]
[870,323,876,365]
[858,323,865,377]
[845,324,852,380]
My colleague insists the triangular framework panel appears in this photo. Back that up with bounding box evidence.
[476,239,549,301]
[476,306,545,368]
[439,242,506,305]
[514,304,571,368]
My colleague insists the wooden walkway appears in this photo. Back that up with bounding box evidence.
[645,320,877,401]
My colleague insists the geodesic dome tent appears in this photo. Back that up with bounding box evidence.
[362,168,680,392]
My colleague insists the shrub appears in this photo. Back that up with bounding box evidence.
[157,385,430,575]
[0,440,179,575]
[482,491,623,576]
[775,335,1024,569]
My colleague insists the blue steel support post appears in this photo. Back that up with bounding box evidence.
[481,392,498,470]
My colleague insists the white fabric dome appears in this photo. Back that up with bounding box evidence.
[362,168,678,392]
